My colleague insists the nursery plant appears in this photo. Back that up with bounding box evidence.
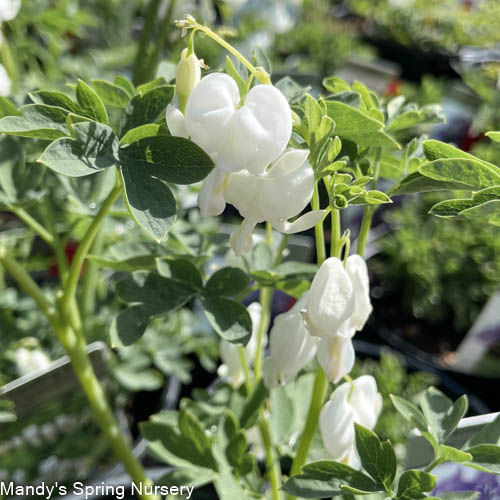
[0,11,500,500]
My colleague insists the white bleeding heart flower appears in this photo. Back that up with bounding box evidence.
[302,255,372,340]
[263,293,320,389]
[345,254,372,331]
[0,0,21,22]
[319,375,382,466]
[185,72,292,175]
[302,257,355,340]
[13,347,51,377]
[0,64,11,97]
[166,104,189,138]
[224,149,326,255]
[218,302,263,387]
[316,335,355,383]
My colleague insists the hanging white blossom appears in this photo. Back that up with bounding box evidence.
[316,335,355,384]
[0,0,21,23]
[0,64,11,97]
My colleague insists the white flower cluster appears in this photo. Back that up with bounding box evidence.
[167,59,325,256]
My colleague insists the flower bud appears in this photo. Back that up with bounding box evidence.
[0,64,11,97]
[303,257,355,340]
[345,255,372,331]
[319,375,382,466]
[176,48,201,112]
[263,293,319,389]
[218,302,262,387]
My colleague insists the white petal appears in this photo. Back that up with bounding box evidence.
[349,375,381,430]
[0,64,11,97]
[317,336,355,383]
[229,217,258,256]
[198,168,227,217]
[345,255,373,331]
[0,0,21,22]
[185,73,239,162]
[166,104,189,138]
[224,170,261,221]
[305,258,355,339]
[267,149,309,178]
[272,210,327,234]
[245,302,264,360]
[218,340,244,387]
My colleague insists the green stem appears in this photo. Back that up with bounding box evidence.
[311,183,326,265]
[424,457,443,473]
[60,180,121,320]
[259,418,282,500]
[356,206,374,257]
[253,286,272,381]
[237,346,252,393]
[11,207,55,247]
[330,209,341,258]
[54,321,159,500]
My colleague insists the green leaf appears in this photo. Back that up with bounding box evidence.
[439,444,472,463]
[29,90,81,114]
[252,46,272,75]
[137,77,169,95]
[305,94,323,135]
[464,443,500,474]
[460,200,500,225]
[205,267,249,297]
[0,97,20,118]
[251,241,273,271]
[466,414,500,447]
[75,79,109,124]
[390,171,473,196]
[283,460,380,498]
[423,140,497,169]
[390,395,427,432]
[91,79,130,108]
[120,85,174,136]
[0,104,69,139]
[429,199,476,217]
[419,387,468,443]
[323,76,352,93]
[179,409,217,469]
[225,56,247,96]
[239,379,268,429]
[119,124,162,146]
[120,158,177,242]
[115,272,196,315]
[39,121,119,177]
[114,74,135,98]
[120,136,214,184]
[110,305,150,347]
[158,467,215,488]
[439,492,480,500]
[387,104,444,132]
[419,158,500,190]
[396,470,436,499]
[114,365,163,391]
[325,100,400,150]
[354,424,397,490]
[486,131,500,142]
[156,257,203,290]
[200,295,252,345]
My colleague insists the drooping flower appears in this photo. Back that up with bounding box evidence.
[224,149,326,255]
[0,64,11,97]
[263,293,320,389]
[316,336,355,384]
[319,375,382,467]
[175,48,202,112]
[218,302,263,387]
[0,0,21,23]
[302,255,372,340]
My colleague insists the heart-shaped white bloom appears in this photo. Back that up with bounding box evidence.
[0,0,21,22]
[319,375,382,465]
[303,255,372,340]
[0,64,11,97]
[185,72,292,175]
[317,336,355,383]
[224,149,326,256]
[218,302,263,387]
[263,293,320,389]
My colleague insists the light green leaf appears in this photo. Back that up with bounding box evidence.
[0,97,20,118]
[29,90,81,114]
[91,79,130,108]
[76,79,109,124]
[120,136,214,184]
[225,56,247,96]
[200,295,252,345]
[114,74,135,98]
[158,467,215,488]
[464,443,500,474]
[137,77,169,95]
[391,171,474,196]
[419,158,500,190]
[429,199,475,217]
[390,395,427,432]
[466,414,500,447]
[0,104,69,139]
[119,124,162,146]
[39,121,119,177]
[486,131,500,142]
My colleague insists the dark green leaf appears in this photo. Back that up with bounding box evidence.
[464,444,500,474]
[39,121,119,177]
[205,267,249,296]
[110,305,150,347]
[120,85,174,136]
[239,379,268,429]
[120,136,214,184]
[200,295,252,345]
[156,257,203,290]
[396,470,436,499]
[390,395,427,432]
[76,79,109,124]
[466,414,500,447]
